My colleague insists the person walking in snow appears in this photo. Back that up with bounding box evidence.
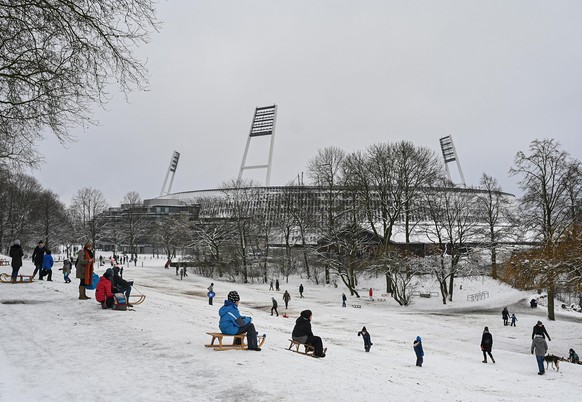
[271,297,279,316]
[269,280,274,290]
[510,313,517,327]
[369,287,373,301]
[502,307,509,326]
[342,293,347,307]
[358,326,373,352]
[9,239,24,283]
[413,336,424,367]
[275,279,280,292]
[531,334,548,375]
[61,259,72,283]
[480,326,495,363]
[283,290,291,309]
[531,321,551,341]
[299,284,304,298]
[32,240,45,280]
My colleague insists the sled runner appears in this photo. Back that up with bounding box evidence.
[128,294,146,305]
[205,332,267,351]
[0,273,33,283]
[287,340,327,358]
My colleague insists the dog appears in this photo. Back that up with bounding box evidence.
[544,354,560,372]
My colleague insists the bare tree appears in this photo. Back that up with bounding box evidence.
[509,138,580,320]
[121,191,146,260]
[476,173,516,279]
[0,0,159,168]
[70,187,108,248]
[307,146,346,284]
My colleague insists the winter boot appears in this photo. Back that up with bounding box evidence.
[79,286,91,300]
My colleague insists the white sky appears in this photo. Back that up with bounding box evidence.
[30,1,582,206]
[1,255,581,401]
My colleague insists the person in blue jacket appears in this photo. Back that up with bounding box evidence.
[218,291,261,351]
[413,336,424,367]
[42,249,54,282]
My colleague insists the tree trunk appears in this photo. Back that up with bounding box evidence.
[491,246,497,279]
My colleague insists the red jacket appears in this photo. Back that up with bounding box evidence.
[95,276,113,302]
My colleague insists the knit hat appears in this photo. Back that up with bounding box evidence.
[104,268,113,278]
[537,321,543,325]
[228,291,240,303]
[300,310,312,319]
[113,266,120,274]
[14,239,20,245]
[484,326,489,332]
[416,336,421,342]
[361,326,367,332]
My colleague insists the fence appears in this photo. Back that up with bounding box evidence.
[467,291,489,302]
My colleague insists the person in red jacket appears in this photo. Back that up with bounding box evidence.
[96,268,114,309]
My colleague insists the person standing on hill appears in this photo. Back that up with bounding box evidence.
[480,327,495,363]
[9,240,24,283]
[342,293,347,307]
[275,279,280,292]
[42,249,54,281]
[357,326,373,352]
[531,334,548,375]
[31,240,45,280]
[76,242,94,300]
[413,336,424,367]
[510,313,517,327]
[207,283,215,305]
[531,321,551,341]
[502,307,509,326]
[269,280,274,290]
[299,284,304,298]
[283,290,291,309]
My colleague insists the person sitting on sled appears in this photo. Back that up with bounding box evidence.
[218,291,262,351]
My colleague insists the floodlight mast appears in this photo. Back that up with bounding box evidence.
[439,135,466,186]
[238,104,278,186]
[160,151,180,196]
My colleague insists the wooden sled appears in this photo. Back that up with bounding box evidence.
[129,294,146,305]
[205,332,267,351]
[288,339,327,358]
[0,273,34,283]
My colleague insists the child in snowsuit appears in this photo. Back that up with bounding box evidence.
[357,326,373,352]
[413,336,424,367]
[510,313,517,327]
[568,348,579,364]
[42,250,54,281]
[61,259,72,283]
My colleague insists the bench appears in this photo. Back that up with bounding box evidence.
[205,332,266,351]
[288,339,315,355]
[352,304,362,308]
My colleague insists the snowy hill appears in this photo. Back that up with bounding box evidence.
[1,257,581,402]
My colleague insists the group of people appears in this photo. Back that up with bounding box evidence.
[217,290,327,357]
[501,307,517,326]
[7,239,56,283]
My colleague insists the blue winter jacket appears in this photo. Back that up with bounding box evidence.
[42,254,54,270]
[413,336,424,357]
[218,300,251,335]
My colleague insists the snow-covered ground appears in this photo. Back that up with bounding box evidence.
[1,254,581,402]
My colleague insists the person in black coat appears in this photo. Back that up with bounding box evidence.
[413,336,424,367]
[502,307,509,326]
[112,266,133,307]
[292,310,326,358]
[358,326,373,352]
[270,297,279,316]
[480,326,495,363]
[532,321,551,341]
[9,240,24,283]
[31,240,45,280]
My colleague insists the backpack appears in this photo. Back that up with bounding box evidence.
[113,293,128,311]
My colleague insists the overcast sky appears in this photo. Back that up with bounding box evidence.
[31,0,582,206]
